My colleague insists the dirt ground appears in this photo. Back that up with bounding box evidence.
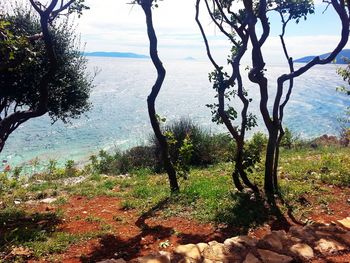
[19,184,350,262]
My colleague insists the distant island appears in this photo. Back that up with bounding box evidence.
[83,52,149,59]
[294,49,350,64]
[184,56,196,61]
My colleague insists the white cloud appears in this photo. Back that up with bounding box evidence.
[5,0,349,61]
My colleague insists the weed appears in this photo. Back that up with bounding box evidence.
[85,215,102,223]
[120,200,137,210]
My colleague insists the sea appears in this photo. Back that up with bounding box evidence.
[0,57,349,170]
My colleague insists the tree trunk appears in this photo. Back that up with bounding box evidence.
[141,1,179,193]
[273,127,284,190]
[264,129,278,194]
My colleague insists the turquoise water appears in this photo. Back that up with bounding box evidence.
[0,57,349,168]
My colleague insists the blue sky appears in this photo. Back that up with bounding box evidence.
[75,0,349,63]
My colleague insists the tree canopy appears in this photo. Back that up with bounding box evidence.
[0,2,92,152]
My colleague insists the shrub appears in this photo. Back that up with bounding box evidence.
[243,132,267,171]
[281,127,293,149]
[153,118,236,168]
[89,147,157,175]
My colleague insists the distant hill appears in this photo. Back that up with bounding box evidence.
[184,56,196,61]
[294,49,350,64]
[84,52,149,59]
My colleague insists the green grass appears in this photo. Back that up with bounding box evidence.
[0,144,349,260]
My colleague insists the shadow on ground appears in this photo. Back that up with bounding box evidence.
[0,208,61,259]
[81,192,298,262]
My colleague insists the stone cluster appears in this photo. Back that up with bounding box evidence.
[99,217,350,263]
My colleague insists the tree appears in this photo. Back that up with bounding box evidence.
[337,63,350,145]
[136,0,180,193]
[195,0,259,192]
[0,0,92,153]
[198,0,350,196]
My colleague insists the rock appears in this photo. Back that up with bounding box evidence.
[289,226,317,243]
[178,258,198,263]
[14,200,21,205]
[315,238,346,254]
[10,246,32,257]
[271,230,287,240]
[97,260,126,263]
[159,251,171,262]
[40,197,57,204]
[259,232,283,251]
[203,242,225,261]
[224,238,245,249]
[289,243,314,260]
[335,232,350,244]
[60,175,86,186]
[174,244,201,261]
[257,249,293,263]
[337,217,350,230]
[137,253,170,263]
[243,252,261,263]
[196,243,209,253]
[203,241,240,262]
[224,236,257,248]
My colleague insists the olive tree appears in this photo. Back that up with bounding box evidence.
[198,0,350,195]
[0,0,92,152]
[135,0,179,192]
[196,0,259,192]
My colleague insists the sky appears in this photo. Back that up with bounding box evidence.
[75,0,350,63]
[5,0,350,63]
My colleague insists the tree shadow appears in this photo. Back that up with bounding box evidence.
[81,197,236,262]
[81,192,307,262]
[213,191,294,236]
[81,198,175,262]
[0,208,61,253]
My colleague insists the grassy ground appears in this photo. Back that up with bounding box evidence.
[0,145,349,261]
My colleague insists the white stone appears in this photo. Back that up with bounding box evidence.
[175,244,201,261]
[224,236,257,248]
[290,243,314,260]
[315,238,346,254]
[337,217,350,230]
[196,243,209,253]
[39,197,57,204]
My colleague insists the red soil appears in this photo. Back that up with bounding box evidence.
[22,185,350,262]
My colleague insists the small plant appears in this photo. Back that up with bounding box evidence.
[112,215,126,223]
[159,240,170,248]
[120,200,136,210]
[176,134,194,179]
[53,196,68,206]
[64,160,77,177]
[12,166,23,180]
[47,160,58,176]
[85,215,102,223]
[281,127,293,149]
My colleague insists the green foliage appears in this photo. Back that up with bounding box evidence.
[156,118,237,169]
[271,0,315,23]
[243,132,268,172]
[336,63,350,145]
[89,147,156,175]
[0,6,93,123]
[281,127,293,149]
